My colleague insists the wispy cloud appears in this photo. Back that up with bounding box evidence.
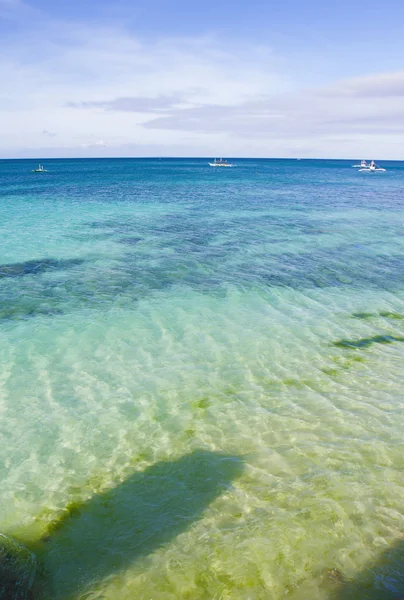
[138,73,404,147]
[321,70,404,98]
[69,95,187,113]
[0,18,287,156]
[81,139,107,148]
[0,1,404,158]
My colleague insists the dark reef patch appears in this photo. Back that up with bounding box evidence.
[119,236,142,245]
[333,335,404,349]
[0,258,84,279]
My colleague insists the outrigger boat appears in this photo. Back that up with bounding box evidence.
[359,160,386,172]
[32,164,47,172]
[209,158,233,167]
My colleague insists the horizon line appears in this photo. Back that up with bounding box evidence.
[0,156,402,162]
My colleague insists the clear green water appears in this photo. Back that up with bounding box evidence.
[0,158,403,599]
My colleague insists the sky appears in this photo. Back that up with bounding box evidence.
[1,0,404,159]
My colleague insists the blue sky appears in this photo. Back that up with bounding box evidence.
[1,0,404,158]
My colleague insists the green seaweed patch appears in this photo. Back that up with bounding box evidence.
[282,378,306,389]
[350,355,365,362]
[322,352,367,376]
[321,368,340,377]
[379,311,404,320]
[192,397,211,410]
[34,460,151,552]
[260,377,325,390]
[333,335,404,349]
[40,500,85,538]
[351,311,404,320]
[281,378,321,389]
[35,484,110,540]
[34,454,156,542]
[331,355,365,366]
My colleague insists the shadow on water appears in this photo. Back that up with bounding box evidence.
[0,258,84,279]
[0,302,65,322]
[30,450,244,600]
[328,538,404,600]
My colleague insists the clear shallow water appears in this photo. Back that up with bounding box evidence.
[1,158,404,599]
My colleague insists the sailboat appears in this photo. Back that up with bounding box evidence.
[32,164,47,172]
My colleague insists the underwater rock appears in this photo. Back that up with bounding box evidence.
[323,567,344,586]
[0,534,36,600]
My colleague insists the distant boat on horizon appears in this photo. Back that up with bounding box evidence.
[32,164,47,172]
[209,158,233,167]
[359,160,386,173]
[352,159,368,168]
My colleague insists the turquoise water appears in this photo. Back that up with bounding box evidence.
[1,158,403,599]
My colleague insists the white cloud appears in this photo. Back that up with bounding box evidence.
[0,4,403,158]
[81,140,107,148]
[68,95,187,113]
[321,70,404,98]
[42,129,57,137]
[138,82,404,140]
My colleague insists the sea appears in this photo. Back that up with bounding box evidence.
[0,157,403,600]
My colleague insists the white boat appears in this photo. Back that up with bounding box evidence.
[32,164,47,172]
[352,160,368,168]
[209,158,233,167]
[359,160,386,173]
